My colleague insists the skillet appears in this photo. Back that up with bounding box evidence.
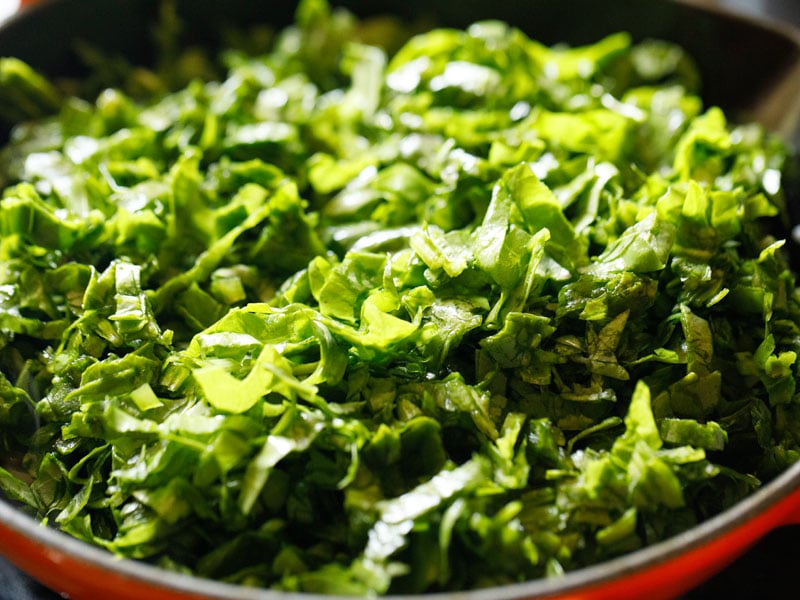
[1,1,799,599]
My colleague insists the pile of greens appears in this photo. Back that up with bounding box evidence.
[1,0,799,593]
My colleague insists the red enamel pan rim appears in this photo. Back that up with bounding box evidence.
[1,451,799,600]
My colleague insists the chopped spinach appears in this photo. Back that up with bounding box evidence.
[0,0,798,593]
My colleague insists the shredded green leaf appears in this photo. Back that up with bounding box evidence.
[0,0,799,594]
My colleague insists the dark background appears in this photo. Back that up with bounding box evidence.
[1,0,799,599]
